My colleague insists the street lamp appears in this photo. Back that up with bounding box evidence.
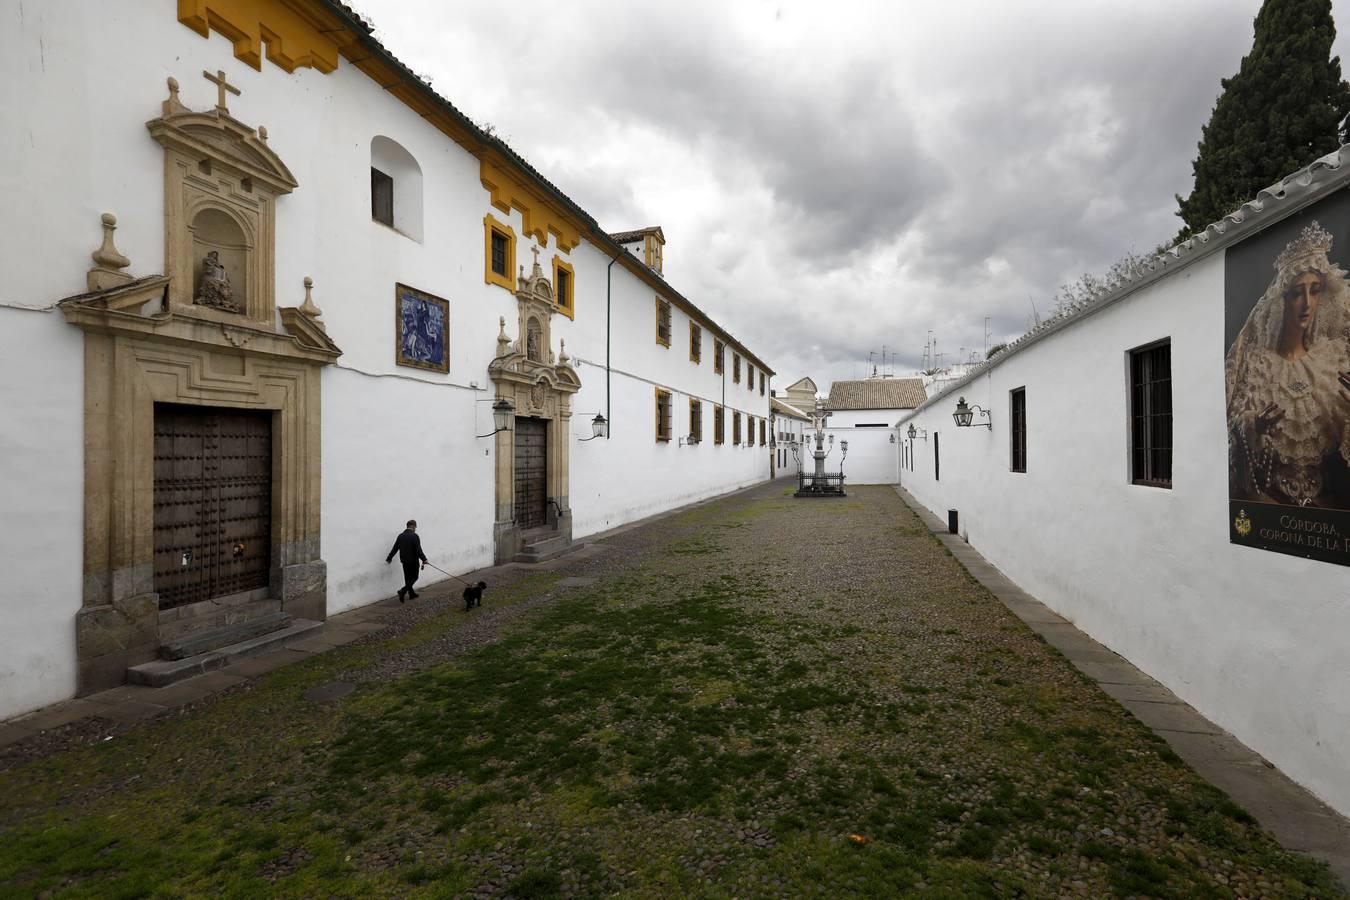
[953,396,991,429]
[578,412,608,441]
[476,398,516,438]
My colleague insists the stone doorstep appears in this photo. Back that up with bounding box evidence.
[160,610,292,660]
[892,485,1350,890]
[125,618,323,688]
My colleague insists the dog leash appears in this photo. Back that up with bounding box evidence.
[423,561,477,587]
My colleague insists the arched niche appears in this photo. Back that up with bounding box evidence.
[526,316,543,362]
[189,206,251,312]
[371,135,424,242]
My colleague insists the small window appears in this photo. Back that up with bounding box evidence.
[1010,388,1027,472]
[733,354,741,384]
[747,365,755,392]
[1131,341,1172,487]
[484,215,516,290]
[714,406,725,444]
[656,298,672,347]
[714,339,725,374]
[371,167,393,226]
[690,398,702,443]
[733,411,742,444]
[370,136,423,240]
[759,371,765,396]
[934,432,940,481]
[690,322,702,363]
[553,257,575,318]
[655,388,672,442]
[759,419,766,445]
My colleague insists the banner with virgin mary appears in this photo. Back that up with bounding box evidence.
[1224,190,1350,566]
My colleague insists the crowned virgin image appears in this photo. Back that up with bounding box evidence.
[1227,219,1350,510]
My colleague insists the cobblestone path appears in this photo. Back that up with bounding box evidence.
[0,483,1340,897]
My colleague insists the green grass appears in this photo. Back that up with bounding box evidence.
[0,487,1340,898]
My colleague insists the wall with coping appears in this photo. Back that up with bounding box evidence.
[896,248,1350,818]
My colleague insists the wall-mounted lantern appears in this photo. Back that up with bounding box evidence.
[679,431,700,447]
[953,396,991,429]
[476,398,516,438]
[889,433,897,444]
[907,423,928,441]
[578,412,608,442]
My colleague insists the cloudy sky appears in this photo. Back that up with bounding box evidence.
[356,0,1348,388]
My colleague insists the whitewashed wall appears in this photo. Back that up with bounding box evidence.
[825,426,900,485]
[0,4,773,715]
[897,250,1350,818]
[0,312,85,719]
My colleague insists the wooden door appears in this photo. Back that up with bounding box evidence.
[153,405,272,609]
[513,417,548,529]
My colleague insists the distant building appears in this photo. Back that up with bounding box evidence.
[822,378,926,484]
[770,395,812,476]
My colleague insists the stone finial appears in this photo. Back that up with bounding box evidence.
[88,213,133,292]
[258,125,268,144]
[298,276,323,318]
[558,339,569,365]
[162,76,189,117]
[496,315,512,358]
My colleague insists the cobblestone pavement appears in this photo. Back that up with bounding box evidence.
[0,481,1344,897]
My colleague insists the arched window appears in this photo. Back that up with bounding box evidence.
[370,136,423,242]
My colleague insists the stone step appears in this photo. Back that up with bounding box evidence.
[127,618,323,687]
[160,611,292,660]
[514,536,583,563]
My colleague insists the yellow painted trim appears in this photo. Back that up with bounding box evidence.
[552,256,575,320]
[689,321,701,364]
[178,0,343,73]
[483,214,516,291]
[655,297,671,348]
[480,159,582,254]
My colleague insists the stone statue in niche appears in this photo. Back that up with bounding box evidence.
[197,250,239,311]
[526,318,543,362]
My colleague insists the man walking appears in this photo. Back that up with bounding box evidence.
[386,519,427,602]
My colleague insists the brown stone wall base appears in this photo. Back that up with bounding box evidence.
[277,560,327,622]
[75,593,160,695]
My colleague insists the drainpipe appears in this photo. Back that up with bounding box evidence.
[605,251,623,439]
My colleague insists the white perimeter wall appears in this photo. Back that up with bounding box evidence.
[897,251,1350,817]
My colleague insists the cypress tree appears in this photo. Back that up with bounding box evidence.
[1175,0,1350,239]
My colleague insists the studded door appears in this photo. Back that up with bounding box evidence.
[513,417,548,529]
[153,405,272,609]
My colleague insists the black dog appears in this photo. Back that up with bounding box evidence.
[463,581,487,611]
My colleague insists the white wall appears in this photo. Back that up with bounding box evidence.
[898,250,1350,818]
[826,426,900,485]
[0,310,84,719]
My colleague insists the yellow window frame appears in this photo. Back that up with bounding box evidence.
[484,214,516,291]
[552,256,575,319]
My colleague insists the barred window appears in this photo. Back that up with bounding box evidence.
[759,419,766,445]
[656,298,672,346]
[655,388,672,442]
[690,323,701,363]
[733,412,742,444]
[1130,341,1172,487]
[733,354,741,384]
[714,406,725,444]
[1010,388,1026,473]
[714,340,725,374]
[690,398,703,442]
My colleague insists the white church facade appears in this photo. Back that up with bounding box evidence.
[898,149,1350,819]
[0,1,773,719]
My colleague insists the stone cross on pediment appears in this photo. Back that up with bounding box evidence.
[203,69,241,114]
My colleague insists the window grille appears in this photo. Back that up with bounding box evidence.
[655,389,672,442]
[690,398,702,442]
[490,230,508,276]
[714,340,725,374]
[656,298,671,346]
[1130,341,1172,487]
[1010,388,1027,472]
[714,406,725,444]
[690,323,701,363]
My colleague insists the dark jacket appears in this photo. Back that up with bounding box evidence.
[387,530,427,565]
